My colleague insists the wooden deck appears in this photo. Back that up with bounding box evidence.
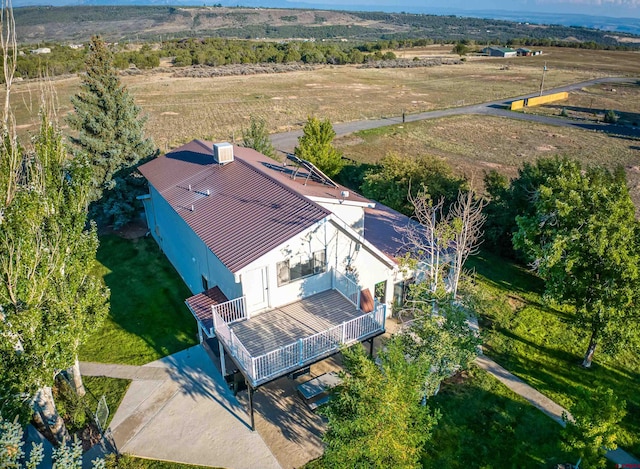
[230,290,361,356]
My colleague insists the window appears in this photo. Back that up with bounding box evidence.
[277,250,326,286]
[374,280,387,304]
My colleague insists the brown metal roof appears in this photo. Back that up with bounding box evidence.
[139,140,330,273]
[364,204,422,262]
[185,286,229,331]
[233,146,372,206]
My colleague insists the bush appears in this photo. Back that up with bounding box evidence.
[604,109,619,123]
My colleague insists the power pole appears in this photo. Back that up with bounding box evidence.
[539,61,548,96]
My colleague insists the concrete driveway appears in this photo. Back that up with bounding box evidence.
[90,346,282,469]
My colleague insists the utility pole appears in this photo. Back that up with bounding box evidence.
[539,61,548,96]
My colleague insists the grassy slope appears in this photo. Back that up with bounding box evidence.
[80,235,197,366]
[468,251,640,455]
[425,366,571,468]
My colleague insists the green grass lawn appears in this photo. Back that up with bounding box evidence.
[105,454,220,468]
[80,235,198,365]
[468,251,640,456]
[425,366,572,468]
[83,376,131,430]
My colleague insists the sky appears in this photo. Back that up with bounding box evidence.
[292,0,640,18]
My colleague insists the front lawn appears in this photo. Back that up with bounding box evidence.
[469,251,640,455]
[80,235,198,365]
[425,366,571,468]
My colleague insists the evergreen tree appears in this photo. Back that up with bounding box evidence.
[241,115,275,158]
[294,117,344,178]
[67,36,156,228]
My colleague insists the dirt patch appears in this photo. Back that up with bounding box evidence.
[536,144,557,151]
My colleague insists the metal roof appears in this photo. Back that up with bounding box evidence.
[233,146,372,206]
[139,140,330,273]
[185,286,229,332]
[364,203,423,262]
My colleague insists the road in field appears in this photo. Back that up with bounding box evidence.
[270,76,640,154]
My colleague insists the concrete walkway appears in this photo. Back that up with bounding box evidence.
[81,346,282,469]
[476,353,640,467]
[81,343,639,468]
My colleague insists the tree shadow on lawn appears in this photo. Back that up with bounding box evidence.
[485,326,640,449]
[89,235,198,365]
[426,368,571,468]
[468,252,545,298]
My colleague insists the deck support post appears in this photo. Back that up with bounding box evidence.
[248,385,255,431]
[368,338,374,358]
[219,340,227,377]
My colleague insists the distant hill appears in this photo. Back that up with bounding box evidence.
[12,5,640,45]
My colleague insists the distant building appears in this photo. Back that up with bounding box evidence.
[30,47,51,55]
[69,44,84,50]
[517,48,532,56]
[482,46,517,58]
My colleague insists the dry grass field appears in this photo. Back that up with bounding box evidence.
[8,46,631,149]
[334,114,640,204]
[519,81,640,125]
[5,47,639,194]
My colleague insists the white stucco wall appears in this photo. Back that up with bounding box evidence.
[238,217,397,315]
[316,201,365,235]
[145,185,241,299]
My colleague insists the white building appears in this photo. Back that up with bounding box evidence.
[139,141,416,391]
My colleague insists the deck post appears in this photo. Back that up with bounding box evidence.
[368,338,374,357]
[248,385,255,431]
[219,340,227,377]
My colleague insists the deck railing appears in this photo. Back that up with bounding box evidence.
[211,296,247,326]
[333,269,361,309]
[211,306,254,374]
[218,301,386,387]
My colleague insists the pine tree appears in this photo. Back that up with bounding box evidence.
[67,36,156,228]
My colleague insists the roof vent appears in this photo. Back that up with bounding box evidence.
[213,142,234,164]
[341,190,350,198]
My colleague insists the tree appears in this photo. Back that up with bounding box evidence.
[398,300,480,399]
[452,41,470,56]
[294,116,344,178]
[67,36,156,228]
[402,189,486,299]
[362,153,467,217]
[0,112,110,443]
[562,387,627,468]
[318,338,439,469]
[483,157,581,258]
[513,161,640,367]
[241,115,275,158]
[0,416,105,468]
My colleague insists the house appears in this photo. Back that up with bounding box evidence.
[30,47,51,55]
[482,46,517,58]
[517,47,532,56]
[138,140,417,425]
